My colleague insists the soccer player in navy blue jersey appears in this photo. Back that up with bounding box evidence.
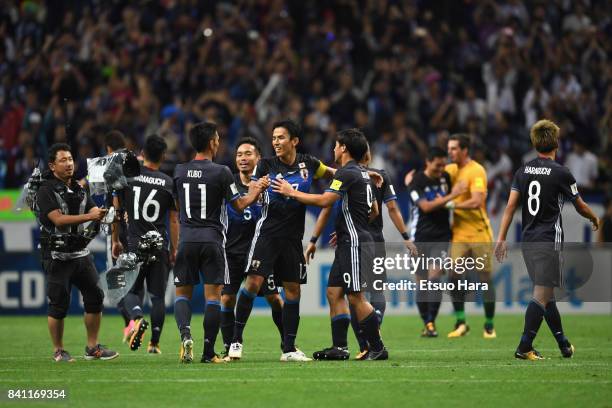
[219,137,285,360]
[304,145,416,359]
[113,135,179,354]
[408,147,467,338]
[495,120,600,360]
[273,129,388,361]
[228,119,335,362]
[172,122,268,363]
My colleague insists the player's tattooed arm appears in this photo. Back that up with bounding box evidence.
[494,190,520,262]
[271,178,339,207]
[573,197,601,231]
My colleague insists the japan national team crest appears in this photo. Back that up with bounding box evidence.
[250,259,261,272]
[440,178,448,194]
[298,162,308,180]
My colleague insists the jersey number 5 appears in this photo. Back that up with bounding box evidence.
[527,180,541,216]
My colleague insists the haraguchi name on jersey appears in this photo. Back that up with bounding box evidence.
[372,279,488,291]
[524,166,552,176]
[133,175,167,186]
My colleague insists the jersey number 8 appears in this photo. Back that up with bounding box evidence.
[527,180,541,216]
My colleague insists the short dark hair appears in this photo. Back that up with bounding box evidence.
[104,130,126,151]
[530,119,560,153]
[336,128,368,162]
[272,119,301,139]
[427,146,447,161]
[448,133,472,152]
[143,134,167,163]
[236,137,261,155]
[48,143,72,163]
[189,122,218,152]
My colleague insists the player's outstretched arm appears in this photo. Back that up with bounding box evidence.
[305,207,333,264]
[573,197,601,231]
[494,190,520,262]
[454,190,485,210]
[385,200,417,255]
[47,207,107,227]
[418,180,468,213]
[232,176,270,212]
[322,165,383,187]
[271,178,339,207]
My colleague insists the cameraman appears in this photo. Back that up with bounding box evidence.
[37,143,119,362]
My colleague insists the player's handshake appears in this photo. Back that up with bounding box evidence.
[252,175,270,193]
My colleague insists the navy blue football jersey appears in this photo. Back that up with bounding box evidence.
[225,174,262,256]
[252,153,326,239]
[511,157,579,243]
[124,165,175,251]
[173,159,240,243]
[326,161,374,245]
[366,167,397,242]
[408,171,452,242]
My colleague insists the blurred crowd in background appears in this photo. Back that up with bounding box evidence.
[0,0,610,215]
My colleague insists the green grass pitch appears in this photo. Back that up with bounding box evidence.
[0,314,611,407]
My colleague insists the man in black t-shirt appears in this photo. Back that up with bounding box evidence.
[408,147,466,337]
[273,129,388,361]
[172,122,267,364]
[112,135,178,354]
[496,120,600,360]
[37,143,118,362]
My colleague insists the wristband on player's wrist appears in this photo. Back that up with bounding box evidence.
[445,200,456,209]
[401,232,410,240]
[310,236,319,244]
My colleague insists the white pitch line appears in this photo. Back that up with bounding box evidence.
[0,362,610,373]
[0,378,610,385]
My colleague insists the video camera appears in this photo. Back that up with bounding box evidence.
[86,150,140,196]
[100,230,165,304]
[14,166,51,217]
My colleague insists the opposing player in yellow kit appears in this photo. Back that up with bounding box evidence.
[445,134,496,339]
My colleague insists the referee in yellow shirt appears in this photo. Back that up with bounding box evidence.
[445,134,496,339]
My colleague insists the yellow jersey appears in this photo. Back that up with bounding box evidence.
[445,160,493,240]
